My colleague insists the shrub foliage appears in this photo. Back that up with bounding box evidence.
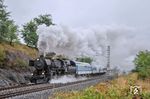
[76,56,93,64]
[134,50,150,79]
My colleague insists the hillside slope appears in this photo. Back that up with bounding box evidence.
[0,42,38,86]
[0,42,38,69]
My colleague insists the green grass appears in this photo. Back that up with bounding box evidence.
[0,45,5,67]
[52,73,150,99]
[0,42,38,58]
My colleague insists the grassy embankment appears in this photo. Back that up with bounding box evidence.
[52,73,150,99]
[0,42,38,69]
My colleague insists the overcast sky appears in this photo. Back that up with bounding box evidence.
[5,0,150,28]
[4,0,150,71]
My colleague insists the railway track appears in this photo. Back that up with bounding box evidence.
[0,84,36,92]
[0,74,114,99]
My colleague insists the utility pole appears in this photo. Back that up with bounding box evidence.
[107,45,110,70]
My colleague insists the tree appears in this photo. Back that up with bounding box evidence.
[34,14,54,26]
[7,20,18,45]
[22,14,54,47]
[76,56,93,64]
[22,21,38,47]
[0,0,18,44]
[0,0,10,42]
[134,50,150,79]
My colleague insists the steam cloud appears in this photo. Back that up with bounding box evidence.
[37,25,150,72]
[50,75,87,84]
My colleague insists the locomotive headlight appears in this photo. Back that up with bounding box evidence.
[42,72,45,75]
[31,73,33,75]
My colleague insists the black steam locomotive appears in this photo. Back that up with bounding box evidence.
[27,53,107,84]
[28,54,76,83]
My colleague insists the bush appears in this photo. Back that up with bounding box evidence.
[81,87,105,99]
[134,50,150,79]
[15,58,28,69]
[142,92,150,99]
[76,56,93,64]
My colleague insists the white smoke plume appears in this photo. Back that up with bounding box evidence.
[50,75,87,84]
[37,25,150,72]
